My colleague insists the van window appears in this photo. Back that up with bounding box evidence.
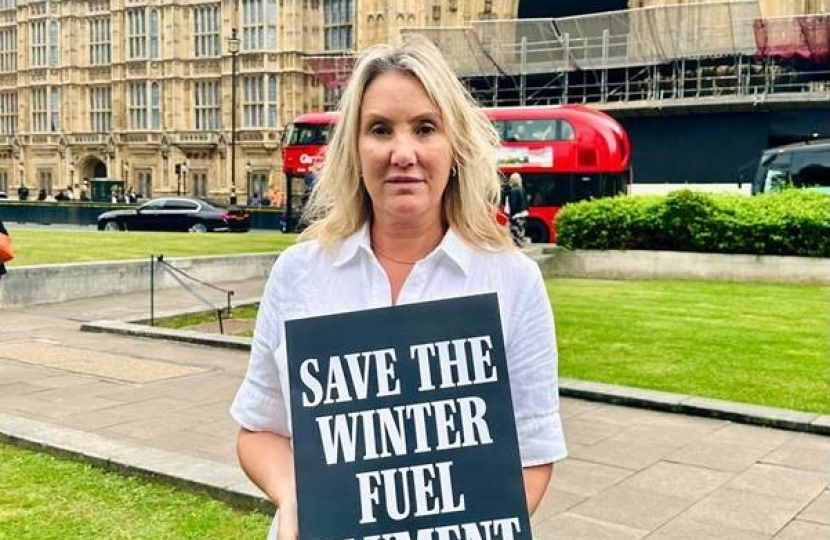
[753,152,792,193]
[791,149,830,188]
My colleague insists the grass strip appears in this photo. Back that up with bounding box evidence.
[6,228,297,266]
[0,442,270,540]
[548,278,829,414]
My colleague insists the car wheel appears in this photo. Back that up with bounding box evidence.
[103,220,121,232]
[525,219,550,244]
[190,222,208,233]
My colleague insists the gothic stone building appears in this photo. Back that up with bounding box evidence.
[0,0,514,201]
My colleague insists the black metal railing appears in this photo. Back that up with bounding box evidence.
[149,254,235,334]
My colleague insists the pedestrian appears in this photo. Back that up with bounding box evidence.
[37,188,47,201]
[0,219,12,279]
[507,172,529,246]
[17,184,29,201]
[230,36,566,540]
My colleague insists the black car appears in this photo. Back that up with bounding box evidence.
[97,197,250,233]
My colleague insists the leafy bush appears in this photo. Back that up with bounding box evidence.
[555,190,830,257]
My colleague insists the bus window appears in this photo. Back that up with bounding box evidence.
[281,123,296,147]
[558,120,575,141]
[287,123,334,145]
[791,149,830,189]
[522,172,625,207]
[493,120,576,142]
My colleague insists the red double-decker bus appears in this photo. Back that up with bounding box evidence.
[281,105,631,242]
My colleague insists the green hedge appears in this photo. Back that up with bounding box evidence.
[555,189,830,257]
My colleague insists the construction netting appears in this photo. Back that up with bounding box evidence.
[754,14,830,62]
[404,1,764,76]
[305,54,356,90]
[308,0,830,87]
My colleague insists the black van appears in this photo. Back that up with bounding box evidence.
[752,139,830,195]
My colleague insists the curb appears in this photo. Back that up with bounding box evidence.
[0,413,273,515]
[80,295,262,351]
[79,319,830,437]
[559,379,830,436]
[81,320,252,351]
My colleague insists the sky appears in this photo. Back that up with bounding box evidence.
[518,0,627,19]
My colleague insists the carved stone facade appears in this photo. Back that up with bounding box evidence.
[0,0,516,201]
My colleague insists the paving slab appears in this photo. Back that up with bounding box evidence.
[681,488,811,535]
[647,517,771,540]
[533,513,647,540]
[797,490,830,525]
[568,485,693,531]
[772,521,830,540]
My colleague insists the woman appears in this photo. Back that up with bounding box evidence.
[507,172,528,246]
[231,36,566,540]
[0,220,12,279]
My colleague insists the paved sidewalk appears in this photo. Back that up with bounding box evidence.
[1,280,828,539]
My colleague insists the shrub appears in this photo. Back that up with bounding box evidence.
[555,189,830,257]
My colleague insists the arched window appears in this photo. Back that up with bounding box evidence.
[48,21,59,67]
[150,82,161,129]
[149,9,159,59]
[268,75,278,127]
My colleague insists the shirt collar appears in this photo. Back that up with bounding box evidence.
[332,223,373,267]
[435,228,473,276]
[332,223,473,276]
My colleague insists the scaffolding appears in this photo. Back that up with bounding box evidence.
[399,0,830,108]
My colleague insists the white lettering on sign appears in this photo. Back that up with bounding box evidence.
[359,517,522,540]
[356,461,465,524]
[315,397,492,465]
[409,336,498,392]
[300,348,401,407]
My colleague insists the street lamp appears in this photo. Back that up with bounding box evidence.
[227,28,240,205]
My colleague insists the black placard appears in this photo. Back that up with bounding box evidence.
[286,293,531,540]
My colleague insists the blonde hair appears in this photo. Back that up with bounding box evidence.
[299,35,511,250]
[509,172,523,187]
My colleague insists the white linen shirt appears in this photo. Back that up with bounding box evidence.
[231,225,568,467]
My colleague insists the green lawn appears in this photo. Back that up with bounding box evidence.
[153,278,830,414]
[0,443,270,540]
[5,228,298,266]
[151,304,259,336]
[548,278,830,414]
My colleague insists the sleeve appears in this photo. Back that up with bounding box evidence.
[0,221,8,236]
[505,262,567,467]
[229,255,292,437]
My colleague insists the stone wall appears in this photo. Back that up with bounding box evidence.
[0,253,278,309]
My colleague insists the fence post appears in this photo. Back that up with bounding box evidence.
[520,36,527,107]
[150,254,155,326]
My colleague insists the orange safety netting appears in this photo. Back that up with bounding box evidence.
[754,15,830,64]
